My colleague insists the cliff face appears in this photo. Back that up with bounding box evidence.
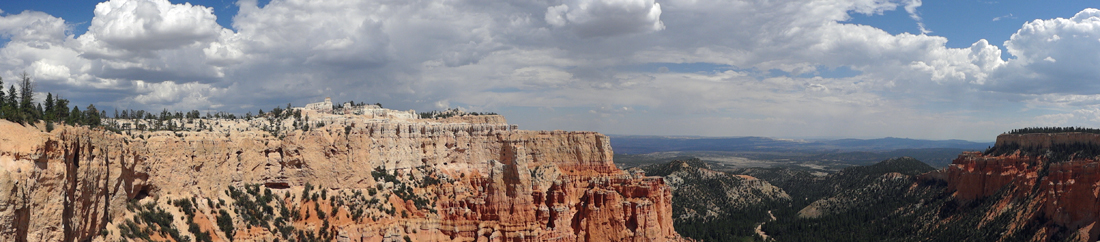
[946,152,1040,201]
[0,120,147,242]
[945,133,1100,241]
[0,111,682,241]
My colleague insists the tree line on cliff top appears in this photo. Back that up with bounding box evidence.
[1006,127,1100,135]
[987,127,1100,159]
[0,73,322,132]
[2,73,497,133]
[0,73,102,129]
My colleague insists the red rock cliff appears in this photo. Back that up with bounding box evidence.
[946,133,1100,241]
[0,109,683,241]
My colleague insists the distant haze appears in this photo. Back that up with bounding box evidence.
[608,135,994,155]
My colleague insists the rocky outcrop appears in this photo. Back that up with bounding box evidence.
[945,132,1100,241]
[945,152,1041,201]
[0,107,683,241]
[0,120,150,242]
[1042,160,1100,231]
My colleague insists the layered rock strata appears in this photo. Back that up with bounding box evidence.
[0,108,683,242]
[945,133,1100,241]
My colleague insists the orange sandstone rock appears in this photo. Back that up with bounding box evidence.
[0,108,683,242]
[945,133,1100,241]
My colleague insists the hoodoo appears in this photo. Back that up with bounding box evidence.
[0,101,683,241]
[945,130,1100,241]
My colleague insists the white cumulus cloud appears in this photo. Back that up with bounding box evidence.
[3,0,1100,140]
[84,0,222,53]
[0,10,68,43]
[545,0,664,38]
[987,8,1100,94]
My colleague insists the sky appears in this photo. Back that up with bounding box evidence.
[1,0,1100,141]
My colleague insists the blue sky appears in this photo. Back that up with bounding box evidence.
[848,1,1100,49]
[2,0,1100,141]
[1,0,242,35]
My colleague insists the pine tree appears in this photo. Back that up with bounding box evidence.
[0,76,5,112]
[68,106,81,125]
[44,93,55,121]
[5,85,14,107]
[19,72,34,121]
[86,104,100,126]
[54,98,69,122]
[6,85,18,123]
[0,79,6,121]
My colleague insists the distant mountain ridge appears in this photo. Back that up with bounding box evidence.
[646,157,943,241]
[610,135,992,154]
[660,130,1100,242]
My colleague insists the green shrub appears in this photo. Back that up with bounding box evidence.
[173,198,195,216]
[216,209,235,241]
[316,202,326,219]
[189,222,213,242]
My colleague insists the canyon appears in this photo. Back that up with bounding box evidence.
[0,101,684,242]
[10,96,1100,242]
[642,131,1100,242]
[942,132,1100,241]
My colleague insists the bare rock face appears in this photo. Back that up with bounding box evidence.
[946,152,1041,201]
[945,133,1100,241]
[0,121,150,242]
[1042,160,1100,230]
[0,109,683,242]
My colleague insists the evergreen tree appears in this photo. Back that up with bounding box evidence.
[86,104,100,126]
[6,85,18,123]
[44,93,55,121]
[19,72,34,121]
[68,106,81,125]
[5,85,15,107]
[54,98,69,122]
[0,76,5,111]
[0,84,5,121]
